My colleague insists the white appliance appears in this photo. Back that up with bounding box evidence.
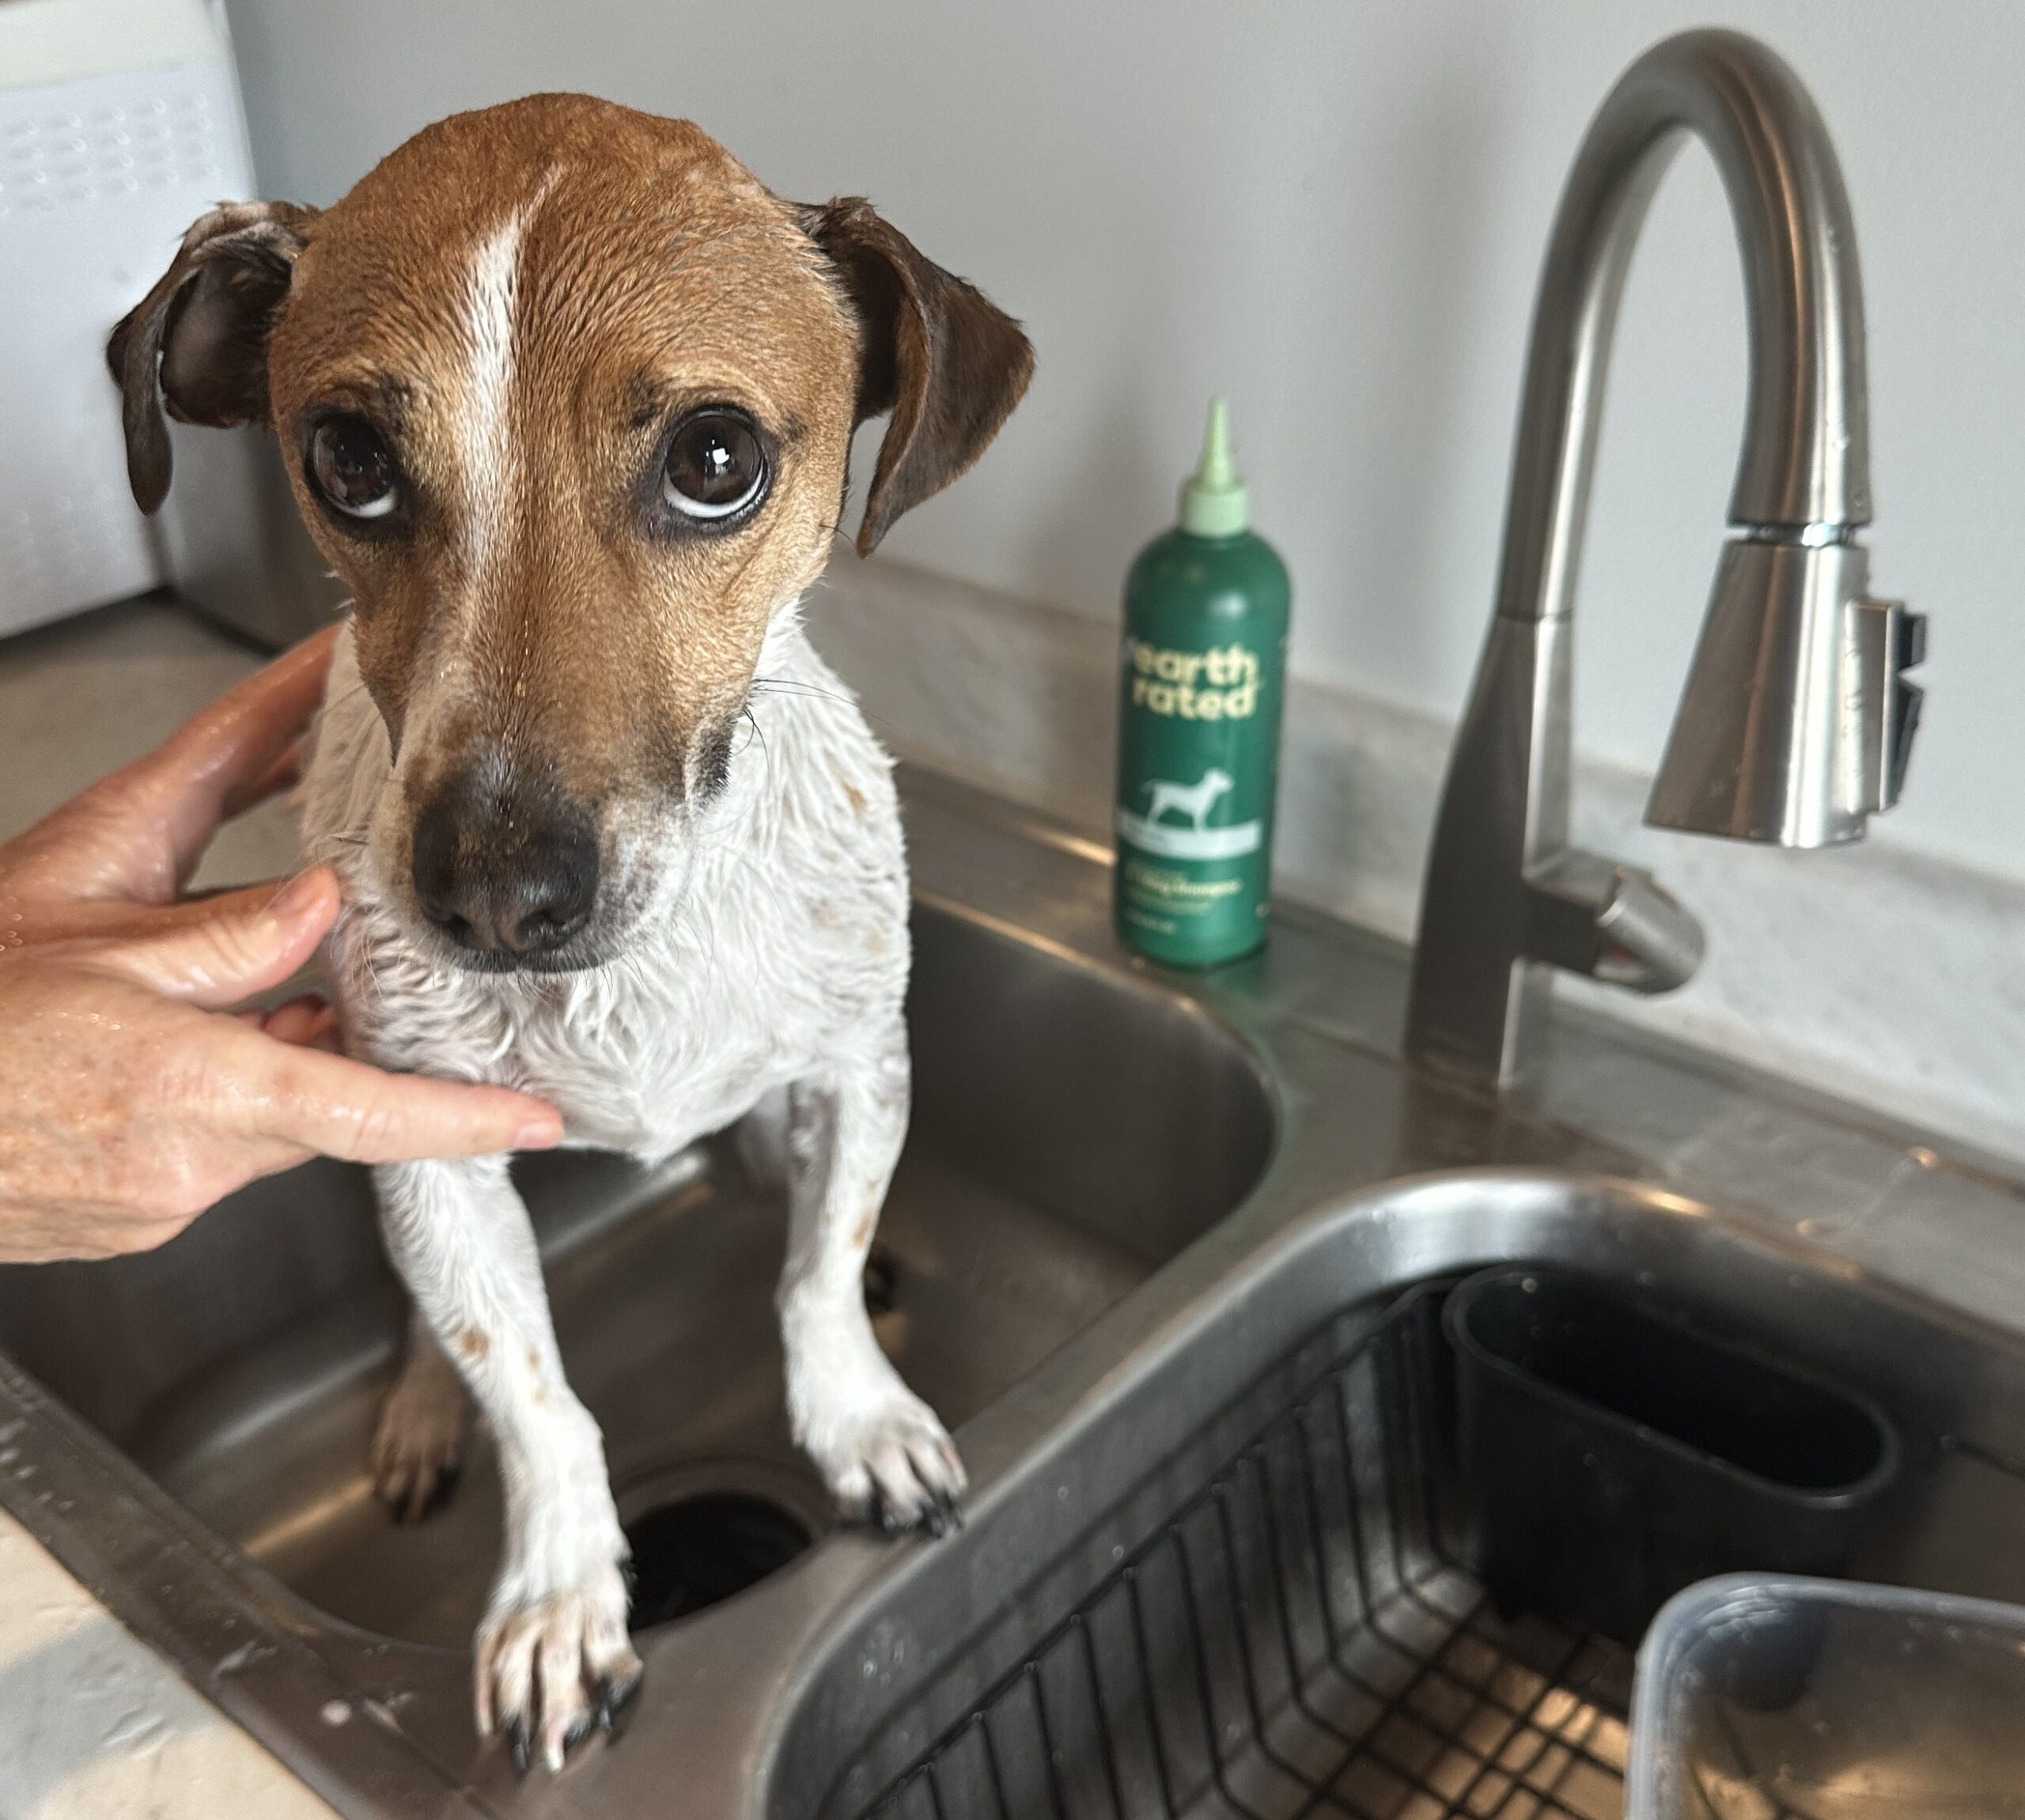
[0,0,339,644]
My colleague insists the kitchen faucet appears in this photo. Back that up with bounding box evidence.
[1405,28,1925,1089]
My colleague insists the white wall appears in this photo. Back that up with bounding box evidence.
[221,0,2025,884]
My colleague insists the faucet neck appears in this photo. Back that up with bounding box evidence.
[1495,28,1870,632]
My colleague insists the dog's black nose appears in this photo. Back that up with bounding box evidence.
[411,774,600,963]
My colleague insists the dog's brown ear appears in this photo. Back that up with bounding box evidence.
[801,199,1033,555]
[107,200,316,513]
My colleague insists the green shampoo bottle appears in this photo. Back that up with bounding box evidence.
[1114,398,1291,967]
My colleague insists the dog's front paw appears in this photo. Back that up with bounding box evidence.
[804,1385,967,1538]
[475,1563,641,1773]
[370,1362,468,1523]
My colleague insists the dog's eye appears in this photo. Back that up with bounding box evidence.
[662,411,767,521]
[308,416,399,521]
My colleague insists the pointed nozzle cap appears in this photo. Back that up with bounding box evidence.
[1179,396,1248,537]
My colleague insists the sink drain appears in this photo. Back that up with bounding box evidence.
[623,1490,813,1629]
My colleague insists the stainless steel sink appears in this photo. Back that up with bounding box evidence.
[0,863,1274,1655]
[1,766,2023,1820]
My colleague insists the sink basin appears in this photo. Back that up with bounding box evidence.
[1,766,2023,1820]
[777,1172,2025,1820]
[0,897,1276,1650]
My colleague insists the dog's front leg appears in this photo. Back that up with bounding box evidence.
[376,1155,639,1770]
[777,1033,964,1533]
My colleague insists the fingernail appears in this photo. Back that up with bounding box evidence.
[268,871,323,920]
[516,1114,564,1151]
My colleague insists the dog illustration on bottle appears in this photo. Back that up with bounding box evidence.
[1117,763,1262,860]
[1141,766,1232,833]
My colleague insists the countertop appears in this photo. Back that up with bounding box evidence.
[0,595,335,1820]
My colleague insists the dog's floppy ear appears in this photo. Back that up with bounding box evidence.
[801,199,1033,555]
[107,199,316,514]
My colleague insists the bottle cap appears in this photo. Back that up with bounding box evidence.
[1178,395,1248,538]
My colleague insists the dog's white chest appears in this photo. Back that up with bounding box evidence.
[449,911,874,1157]
[471,968,782,1156]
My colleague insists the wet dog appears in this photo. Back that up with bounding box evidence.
[110,93,1031,1770]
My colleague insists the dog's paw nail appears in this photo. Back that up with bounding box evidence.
[507,1718,532,1777]
[593,1669,642,1742]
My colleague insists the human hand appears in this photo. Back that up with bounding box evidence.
[0,630,562,1261]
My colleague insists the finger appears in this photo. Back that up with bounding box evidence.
[89,868,339,1007]
[34,629,341,901]
[7,880,280,949]
[146,629,340,883]
[221,735,306,820]
[259,994,334,1048]
[233,997,322,1038]
[247,1042,564,1163]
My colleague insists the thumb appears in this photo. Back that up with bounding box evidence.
[93,867,340,1008]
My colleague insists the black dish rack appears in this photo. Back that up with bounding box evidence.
[851,1285,1636,1820]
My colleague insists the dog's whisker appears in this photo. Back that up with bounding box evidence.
[745,676,908,743]
[736,705,774,786]
[748,676,854,702]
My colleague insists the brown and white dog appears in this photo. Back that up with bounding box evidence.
[108,94,1031,1772]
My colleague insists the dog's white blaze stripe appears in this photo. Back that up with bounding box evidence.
[456,210,528,575]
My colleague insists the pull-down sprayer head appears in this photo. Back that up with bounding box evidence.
[1648,533,1923,846]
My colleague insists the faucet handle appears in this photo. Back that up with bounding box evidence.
[1845,594,1925,815]
[1526,850,1706,995]
[1882,601,1926,808]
